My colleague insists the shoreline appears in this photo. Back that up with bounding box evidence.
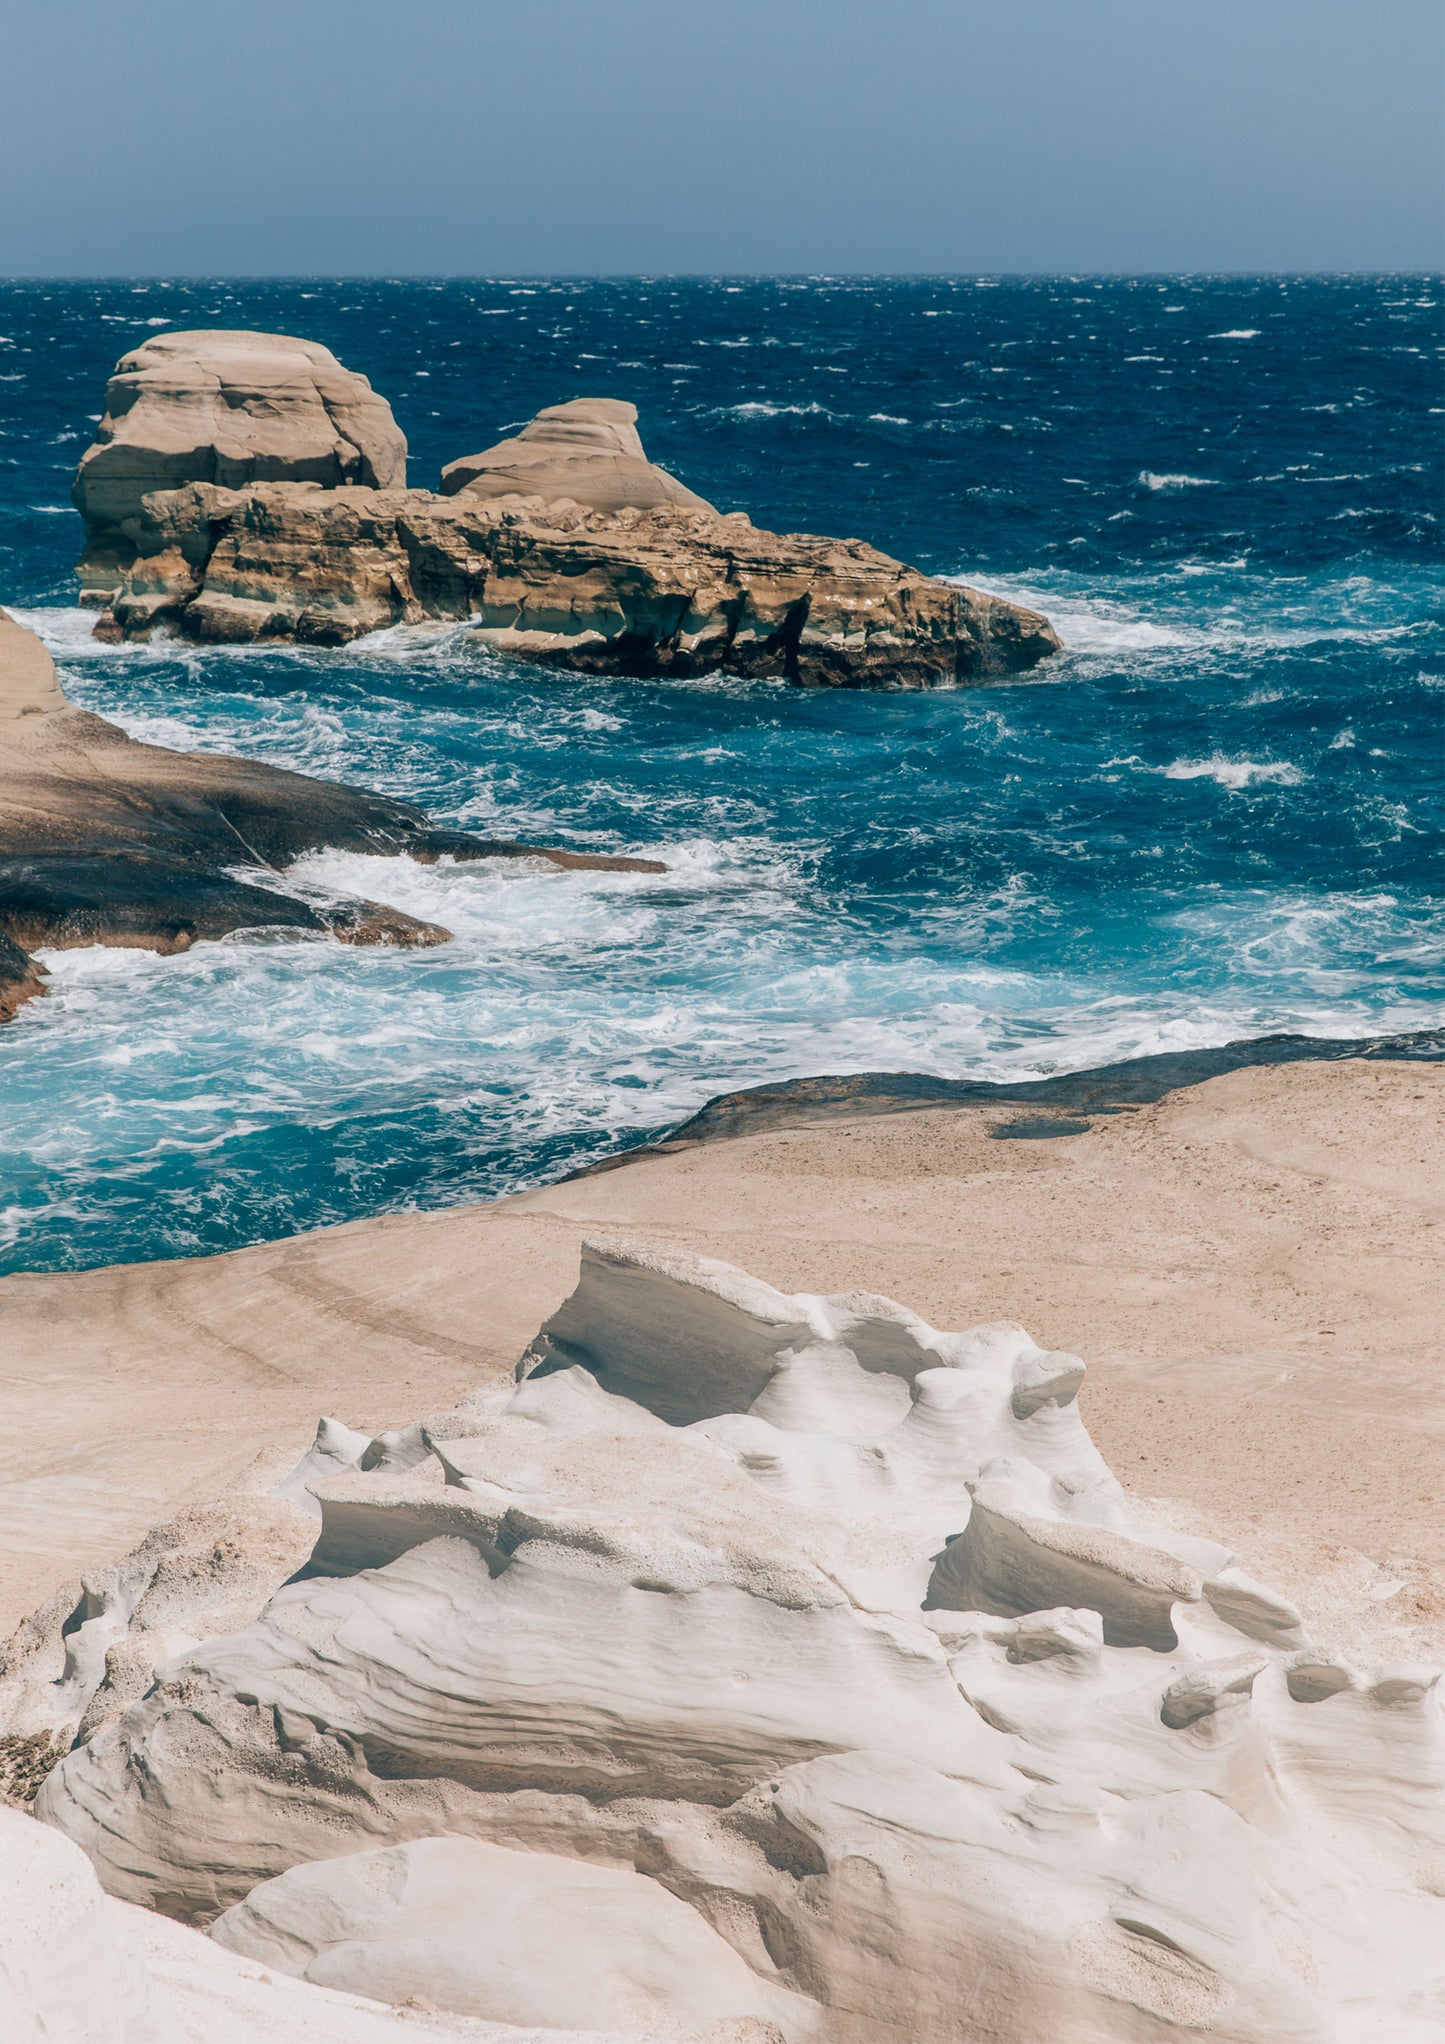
[6,1023,1441,1283]
[1,1048,1440,1664]
[578,1021,1445,1166]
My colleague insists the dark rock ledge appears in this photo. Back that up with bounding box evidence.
[0,607,662,1023]
[572,1026,1445,1171]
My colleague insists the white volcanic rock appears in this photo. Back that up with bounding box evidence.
[0,1492,319,1753]
[212,1834,806,2036]
[440,398,714,515]
[73,330,407,602]
[32,1241,1445,2041]
[0,1806,682,2044]
[71,332,1062,682]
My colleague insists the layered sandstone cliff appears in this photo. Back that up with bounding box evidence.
[94,479,1059,685]
[73,339,1061,686]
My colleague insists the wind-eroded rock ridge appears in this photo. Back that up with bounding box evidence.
[75,338,1060,687]
[5,1241,1440,2041]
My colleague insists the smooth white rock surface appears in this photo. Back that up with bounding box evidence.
[24,1240,1445,2042]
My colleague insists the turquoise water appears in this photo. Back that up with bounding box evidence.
[0,276,1440,1272]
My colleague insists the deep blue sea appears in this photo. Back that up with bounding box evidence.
[0,276,1440,1275]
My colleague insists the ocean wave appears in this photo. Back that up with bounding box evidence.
[1162,756,1306,790]
[957,565,1434,659]
[1137,471,1220,491]
[705,401,837,421]
[950,581,1204,654]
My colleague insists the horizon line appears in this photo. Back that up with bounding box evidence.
[2,269,1441,286]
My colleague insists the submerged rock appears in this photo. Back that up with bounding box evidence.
[27,1240,1444,2041]
[0,608,664,1022]
[441,396,716,516]
[73,330,407,608]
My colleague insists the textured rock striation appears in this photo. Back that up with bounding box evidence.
[74,330,407,607]
[440,396,716,516]
[0,608,662,1022]
[23,1241,1443,2042]
[94,479,1059,685]
[72,335,1061,685]
[1,1807,766,2044]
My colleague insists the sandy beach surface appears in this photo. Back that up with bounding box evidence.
[2,1055,1440,1656]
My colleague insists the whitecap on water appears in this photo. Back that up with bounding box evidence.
[1137,471,1220,490]
[1162,757,1306,790]
[706,401,837,421]
[949,579,1202,654]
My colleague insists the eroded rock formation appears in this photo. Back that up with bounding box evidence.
[93,480,1059,684]
[1,1808,771,2044]
[73,338,1061,684]
[441,396,715,516]
[16,1241,1440,2042]
[0,608,662,1022]
[74,330,407,607]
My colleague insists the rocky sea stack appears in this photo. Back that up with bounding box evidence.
[74,330,408,605]
[74,332,1061,686]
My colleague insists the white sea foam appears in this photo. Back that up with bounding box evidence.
[947,580,1202,654]
[709,401,835,421]
[1137,471,1220,491]
[12,871,1439,1276]
[1162,756,1306,791]
[1209,329,1260,339]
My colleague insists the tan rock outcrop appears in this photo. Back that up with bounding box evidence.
[71,346,1062,684]
[0,609,663,1023]
[441,397,715,516]
[1,1805,708,2044]
[99,481,1061,686]
[73,331,407,606]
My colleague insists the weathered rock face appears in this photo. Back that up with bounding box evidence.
[29,1241,1445,2042]
[71,344,1062,684]
[1,1807,715,2044]
[0,608,663,1023]
[73,331,407,606]
[97,481,1061,686]
[441,396,716,516]
[211,1835,806,2036]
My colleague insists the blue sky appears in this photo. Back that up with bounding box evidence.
[3,0,1441,274]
